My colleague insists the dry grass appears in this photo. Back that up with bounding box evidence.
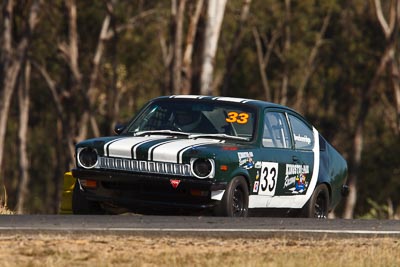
[0,204,14,215]
[0,233,398,267]
[0,188,13,215]
[0,205,13,214]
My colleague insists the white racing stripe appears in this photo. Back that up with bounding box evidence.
[249,127,320,209]
[151,138,223,163]
[105,136,167,158]
[147,139,180,161]
[105,136,223,164]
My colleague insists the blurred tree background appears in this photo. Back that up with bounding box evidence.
[0,0,399,218]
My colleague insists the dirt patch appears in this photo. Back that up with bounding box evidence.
[0,234,398,266]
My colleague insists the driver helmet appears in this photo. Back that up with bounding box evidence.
[174,110,202,132]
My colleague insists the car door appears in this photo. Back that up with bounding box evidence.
[257,111,292,196]
[249,109,316,209]
[282,113,315,195]
[249,110,299,208]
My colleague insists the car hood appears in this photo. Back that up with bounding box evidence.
[78,135,250,164]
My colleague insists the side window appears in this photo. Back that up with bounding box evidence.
[288,114,314,150]
[263,112,291,148]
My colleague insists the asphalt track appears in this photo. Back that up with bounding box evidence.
[0,215,399,238]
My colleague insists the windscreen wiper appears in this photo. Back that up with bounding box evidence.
[133,130,190,137]
[189,133,249,141]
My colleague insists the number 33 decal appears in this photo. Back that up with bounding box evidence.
[226,112,249,124]
[259,162,279,196]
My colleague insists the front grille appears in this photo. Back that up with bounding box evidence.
[97,157,192,177]
[101,180,207,204]
[102,180,175,193]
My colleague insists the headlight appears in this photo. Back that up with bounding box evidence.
[77,147,98,169]
[190,158,215,179]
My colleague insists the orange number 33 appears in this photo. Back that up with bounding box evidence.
[226,112,249,124]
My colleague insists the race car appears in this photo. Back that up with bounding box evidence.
[69,95,348,217]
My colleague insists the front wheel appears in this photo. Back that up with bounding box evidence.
[302,184,329,218]
[72,182,104,214]
[214,176,249,217]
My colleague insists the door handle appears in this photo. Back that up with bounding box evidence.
[292,156,299,162]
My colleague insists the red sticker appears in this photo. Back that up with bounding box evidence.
[170,179,181,189]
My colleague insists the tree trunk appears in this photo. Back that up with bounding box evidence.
[107,2,119,135]
[394,72,400,134]
[253,27,280,102]
[181,0,204,95]
[170,0,186,95]
[200,0,227,95]
[62,0,82,83]
[80,12,111,138]
[16,61,31,214]
[343,1,399,218]
[280,0,291,105]
[221,0,252,96]
[59,0,84,163]
[294,10,332,113]
[373,0,400,135]
[0,0,41,194]
[0,0,17,188]
[46,0,84,214]
[343,117,362,219]
[343,45,394,218]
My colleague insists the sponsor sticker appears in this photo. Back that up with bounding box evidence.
[253,181,259,193]
[170,179,181,189]
[294,134,311,145]
[284,164,310,194]
[238,152,254,169]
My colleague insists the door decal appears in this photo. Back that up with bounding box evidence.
[258,162,279,196]
[283,164,310,194]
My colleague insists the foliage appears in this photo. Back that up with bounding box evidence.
[358,198,400,220]
[0,0,399,216]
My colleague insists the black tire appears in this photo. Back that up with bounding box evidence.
[302,184,329,218]
[214,176,249,217]
[72,182,104,214]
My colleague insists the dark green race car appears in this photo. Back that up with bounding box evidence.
[72,95,348,218]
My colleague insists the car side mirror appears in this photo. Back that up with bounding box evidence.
[114,124,126,135]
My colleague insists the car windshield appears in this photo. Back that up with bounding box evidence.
[124,99,256,141]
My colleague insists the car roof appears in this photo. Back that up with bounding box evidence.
[154,95,294,111]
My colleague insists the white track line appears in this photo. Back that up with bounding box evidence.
[0,227,399,235]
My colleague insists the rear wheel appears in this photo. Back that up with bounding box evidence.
[214,176,249,217]
[303,184,329,218]
[72,182,104,214]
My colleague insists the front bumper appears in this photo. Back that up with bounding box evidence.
[72,168,227,211]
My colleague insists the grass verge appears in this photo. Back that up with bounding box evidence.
[0,234,398,267]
